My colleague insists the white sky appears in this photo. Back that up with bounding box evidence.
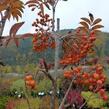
[3,0,109,35]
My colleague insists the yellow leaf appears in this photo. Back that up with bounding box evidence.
[11,10,22,21]
[0,4,7,11]
[15,10,22,17]
[6,0,24,21]
[14,1,24,8]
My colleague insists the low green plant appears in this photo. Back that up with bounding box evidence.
[81,91,106,108]
[37,78,52,93]
[0,96,9,109]
[10,79,26,95]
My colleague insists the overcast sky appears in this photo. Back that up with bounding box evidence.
[3,0,109,35]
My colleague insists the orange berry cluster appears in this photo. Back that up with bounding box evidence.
[32,11,53,32]
[25,74,36,89]
[32,33,55,52]
[64,64,108,101]
[60,31,96,65]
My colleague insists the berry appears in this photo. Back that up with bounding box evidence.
[97,80,103,85]
[93,73,99,79]
[99,89,105,95]
[102,95,108,101]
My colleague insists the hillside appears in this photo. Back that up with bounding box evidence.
[0,29,109,66]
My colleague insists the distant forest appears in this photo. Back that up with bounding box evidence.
[0,29,109,66]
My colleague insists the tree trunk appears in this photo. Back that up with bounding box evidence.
[0,18,6,37]
[54,37,60,79]
[0,10,8,37]
[50,80,57,109]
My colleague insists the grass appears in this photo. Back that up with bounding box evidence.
[14,98,41,109]
[14,96,59,109]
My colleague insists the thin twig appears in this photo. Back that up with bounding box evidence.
[59,75,77,109]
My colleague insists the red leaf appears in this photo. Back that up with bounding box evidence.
[14,38,19,47]
[9,22,25,37]
[9,22,24,47]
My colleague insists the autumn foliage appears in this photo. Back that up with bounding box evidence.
[0,0,108,109]
[61,14,108,102]
[63,64,108,101]
[60,14,103,65]
[0,0,24,20]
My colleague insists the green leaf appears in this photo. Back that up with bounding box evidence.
[81,91,106,108]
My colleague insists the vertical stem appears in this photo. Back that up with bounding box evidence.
[52,7,55,32]
[25,82,32,109]
[50,80,57,109]
[57,18,60,31]
[54,37,60,79]
[59,76,76,109]
[51,2,60,109]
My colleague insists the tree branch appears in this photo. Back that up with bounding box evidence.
[59,75,77,109]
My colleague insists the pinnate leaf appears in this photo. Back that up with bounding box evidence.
[81,17,91,25]
[91,25,104,30]
[14,38,19,47]
[89,13,94,22]
[80,22,89,30]
[6,22,25,47]
[93,18,102,25]
[10,22,25,37]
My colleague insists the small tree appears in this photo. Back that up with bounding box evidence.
[0,1,108,109]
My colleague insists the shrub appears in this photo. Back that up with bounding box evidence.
[0,96,9,109]
[37,78,52,93]
[81,91,106,108]
[10,79,25,92]
[10,79,26,98]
